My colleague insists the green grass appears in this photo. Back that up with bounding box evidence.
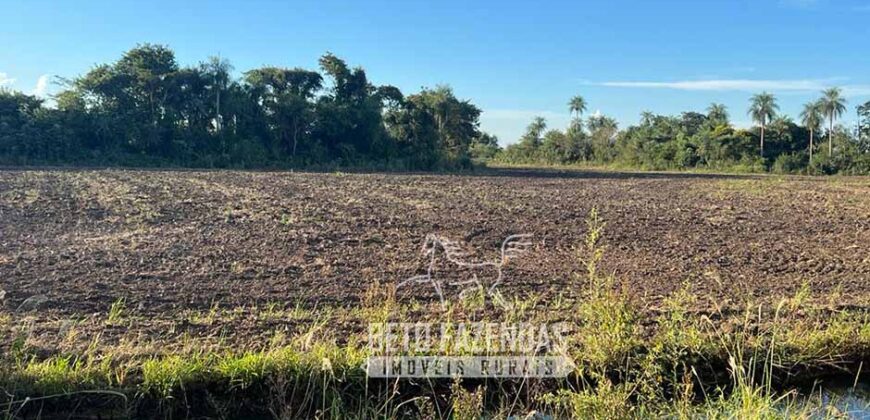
[2,299,866,417]
[106,297,126,325]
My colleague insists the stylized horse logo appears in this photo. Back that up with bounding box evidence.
[398,233,534,307]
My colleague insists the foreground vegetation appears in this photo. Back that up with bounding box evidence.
[2,213,867,418]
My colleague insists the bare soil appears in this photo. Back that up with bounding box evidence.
[0,169,868,353]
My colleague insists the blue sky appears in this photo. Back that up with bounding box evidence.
[2,0,869,144]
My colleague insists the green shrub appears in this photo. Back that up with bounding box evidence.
[772,152,807,174]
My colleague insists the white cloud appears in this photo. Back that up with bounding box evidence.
[0,72,15,88]
[592,78,870,96]
[32,74,49,97]
[843,86,870,96]
[597,79,832,92]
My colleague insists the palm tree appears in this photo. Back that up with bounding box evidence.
[707,103,729,125]
[820,87,847,156]
[799,100,823,163]
[859,102,870,142]
[522,116,547,148]
[748,92,779,157]
[204,55,233,133]
[640,111,655,126]
[568,96,587,119]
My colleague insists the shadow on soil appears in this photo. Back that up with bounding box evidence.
[0,165,762,181]
[466,167,762,181]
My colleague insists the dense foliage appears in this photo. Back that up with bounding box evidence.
[496,95,870,175]
[0,44,486,169]
[2,44,868,174]
[860,101,870,141]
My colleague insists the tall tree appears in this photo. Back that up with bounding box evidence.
[410,85,481,156]
[799,100,823,163]
[707,103,729,126]
[587,114,618,162]
[859,101,870,141]
[587,114,618,134]
[201,56,233,133]
[820,87,847,157]
[521,117,547,149]
[640,111,655,126]
[680,111,708,136]
[748,92,778,157]
[314,53,388,157]
[857,101,870,154]
[568,95,587,119]
[244,67,323,156]
[69,44,182,155]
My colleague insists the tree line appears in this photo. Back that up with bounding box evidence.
[495,92,870,175]
[1,43,869,174]
[0,44,487,169]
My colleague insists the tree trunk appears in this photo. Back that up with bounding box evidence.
[292,121,299,157]
[828,116,834,157]
[215,84,222,133]
[760,123,765,157]
[809,128,814,164]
